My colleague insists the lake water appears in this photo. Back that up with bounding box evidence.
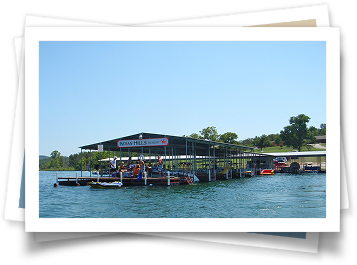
[39,171,326,218]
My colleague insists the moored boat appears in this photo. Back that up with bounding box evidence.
[89,181,123,188]
[259,169,274,175]
[244,170,255,177]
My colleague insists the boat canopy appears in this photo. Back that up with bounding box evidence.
[79,132,254,157]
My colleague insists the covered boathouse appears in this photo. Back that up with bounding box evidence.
[57,132,263,186]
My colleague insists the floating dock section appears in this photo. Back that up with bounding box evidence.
[57,176,182,186]
[57,132,259,186]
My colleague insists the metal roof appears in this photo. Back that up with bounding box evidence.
[99,155,206,162]
[79,132,254,156]
[263,151,326,158]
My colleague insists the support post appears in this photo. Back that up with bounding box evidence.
[120,172,123,183]
[226,149,228,180]
[230,149,232,179]
[208,145,211,182]
[76,172,78,184]
[213,147,216,180]
[100,145,102,178]
[144,172,147,185]
[171,147,174,172]
[81,148,83,178]
[167,171,170,186]
[192,142,195,183]
[56,172,58,184]
[186,138,188,176]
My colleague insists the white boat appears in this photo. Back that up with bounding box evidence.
[89,181,123,188]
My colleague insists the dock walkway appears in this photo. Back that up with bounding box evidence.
[57,176,182,186]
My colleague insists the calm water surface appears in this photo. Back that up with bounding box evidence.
[39,171,326,218]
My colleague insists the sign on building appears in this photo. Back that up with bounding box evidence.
[98,144,103,152]
[117,138,169,148]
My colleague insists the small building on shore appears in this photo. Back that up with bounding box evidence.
[315,135,326,144]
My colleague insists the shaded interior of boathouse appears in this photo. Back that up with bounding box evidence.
[78,132,267,182]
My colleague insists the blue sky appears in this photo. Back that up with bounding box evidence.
[39,41,326,156]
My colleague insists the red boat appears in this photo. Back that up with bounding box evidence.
[273,157,287,169]
[259,169,275,175]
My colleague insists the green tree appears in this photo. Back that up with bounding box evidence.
[239,138,254,146]
[280,114,311,152]
[308,126,319,136]
[189,133,200,139]
[77,157,87,171]
[219,132,238,144]
[253,134,270,151]
[199,126,220,141]
[50,150,61,169]
[319,123,326,135]
[69,154,78,168]
[50,150,61,159]
[274,134,283,146]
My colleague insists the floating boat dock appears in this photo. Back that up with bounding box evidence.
[57,132,261,186]
[55,132,326,187]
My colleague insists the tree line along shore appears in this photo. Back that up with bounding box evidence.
[40,114,326,171]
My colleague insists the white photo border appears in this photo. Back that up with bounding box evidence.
[25,27,340,232]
